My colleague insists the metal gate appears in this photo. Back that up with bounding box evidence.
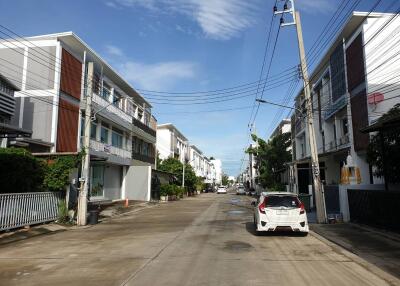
[0,192,61,231]
[347,189,400,232]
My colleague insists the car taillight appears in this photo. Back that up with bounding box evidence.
[259,198,267,214]
[299,202,305,214]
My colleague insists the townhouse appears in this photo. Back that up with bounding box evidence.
[0,32,157,201]
[290,12,400,193]
[156,123,220,185]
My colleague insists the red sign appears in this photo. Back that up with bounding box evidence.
[368,92,384,104]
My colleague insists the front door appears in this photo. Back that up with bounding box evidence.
[91,165,104,198]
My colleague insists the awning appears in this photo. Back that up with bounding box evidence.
[0,122,32,138]
[361,114,400,133]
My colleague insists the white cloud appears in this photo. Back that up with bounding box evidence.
[106,0,260,40]
[104,45,124,57]
[118,60,197,90]
[103,44,198,90]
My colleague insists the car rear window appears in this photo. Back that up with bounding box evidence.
[265,196,299,208]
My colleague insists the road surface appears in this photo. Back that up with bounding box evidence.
[0,192,396,286]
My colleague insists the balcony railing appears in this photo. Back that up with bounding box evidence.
[92,93,132,124]
[133,117,156,137]
[132,152,155,164]
[90,139,131,159]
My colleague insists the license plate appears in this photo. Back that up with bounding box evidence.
[277,210,288,215]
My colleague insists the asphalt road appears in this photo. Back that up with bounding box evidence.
[0,192,396,286]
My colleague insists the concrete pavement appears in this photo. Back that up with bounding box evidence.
[0,193,398,286]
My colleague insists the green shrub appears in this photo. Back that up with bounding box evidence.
[0,148,46,193]
[57,199,69,224]
[43,156,79,192]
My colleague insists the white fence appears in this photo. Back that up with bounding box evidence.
[0,192,61,231]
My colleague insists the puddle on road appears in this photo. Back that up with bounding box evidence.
[223,240,253,252]
[230,198,241,203]
[227,210,245,215]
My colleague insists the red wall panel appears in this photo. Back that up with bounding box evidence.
[60,49,82,100]
[56,98,79,152]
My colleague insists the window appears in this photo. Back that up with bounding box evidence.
[90,122,97,140]
[102,82,111,100]
[265,195,300,208]
[100,126,109,144]
[330,44,346,102]
[113,91,121,108]
[342,118,348,135]
[112,128,123,148]
[143,142,149,156]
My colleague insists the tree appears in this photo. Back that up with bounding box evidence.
[222,174,229,186]
[367,104,400,184]
[158,157,198,192]
[246,133,292,189]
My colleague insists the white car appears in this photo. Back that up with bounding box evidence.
[216,186,227,194]
[236,187,246,195]
[253,192,309,235]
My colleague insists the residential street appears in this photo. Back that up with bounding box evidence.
[0,193,397,286]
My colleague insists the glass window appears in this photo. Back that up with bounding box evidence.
[102,82,111,100]
[143,142,148,156]
[113,91,121,107]
[90,123,97,140]
[112,130,123,148]
[100,126,109,144]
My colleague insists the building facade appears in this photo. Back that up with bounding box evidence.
[290,12,400,193]
[0,32,157,201]
[156,123,189,164]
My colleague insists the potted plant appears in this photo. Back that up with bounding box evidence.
[160,184,169,202]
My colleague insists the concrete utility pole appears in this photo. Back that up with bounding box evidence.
[77,62,94,226]
[275,0,327,223]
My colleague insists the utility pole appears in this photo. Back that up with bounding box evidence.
[77,62,94,226]
[182,161,185,188]
[275,0,327,223]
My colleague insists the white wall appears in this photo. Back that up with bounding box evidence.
[157,129,172,160]
[211,159,222,184]
[125,165,151,201]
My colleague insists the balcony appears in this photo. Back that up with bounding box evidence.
[92,93,132,124]
[133,117,156,137]
[323,96,347,120]
[132,152,155,164]
[90,139,131,159]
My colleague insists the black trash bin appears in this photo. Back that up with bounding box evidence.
[88,210,99,225]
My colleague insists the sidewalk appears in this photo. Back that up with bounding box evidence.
[311,222,400,280]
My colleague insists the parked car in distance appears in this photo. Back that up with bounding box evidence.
[216,186,227,194]
[252,192,308,235]
[236,187,246,195]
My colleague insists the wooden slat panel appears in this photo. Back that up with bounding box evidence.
[60,49,82,100]
[350,89,369,151]
[56,98,79,152]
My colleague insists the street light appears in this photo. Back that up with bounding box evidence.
[255,98,302,113]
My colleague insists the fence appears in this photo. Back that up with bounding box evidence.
[0,192,61,231]
[347,188,400,232]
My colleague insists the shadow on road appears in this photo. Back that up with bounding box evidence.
[245,222,308,237]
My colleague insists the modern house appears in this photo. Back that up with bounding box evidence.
[290,12,400,194]
[211,159,222,185]
[156,123,189,164]
[0,32,157,202]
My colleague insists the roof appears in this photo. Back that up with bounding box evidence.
[361,106,400,133]
[21,32,151,107]
[261,192,298,196]
[293,11,397,101]
[157,123,188,141]
[190,145,203,154]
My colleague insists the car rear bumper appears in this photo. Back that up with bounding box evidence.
[256,221,309,233]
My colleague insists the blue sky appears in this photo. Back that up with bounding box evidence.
[0,0,393,175]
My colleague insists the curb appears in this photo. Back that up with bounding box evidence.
[310,230,400,286]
